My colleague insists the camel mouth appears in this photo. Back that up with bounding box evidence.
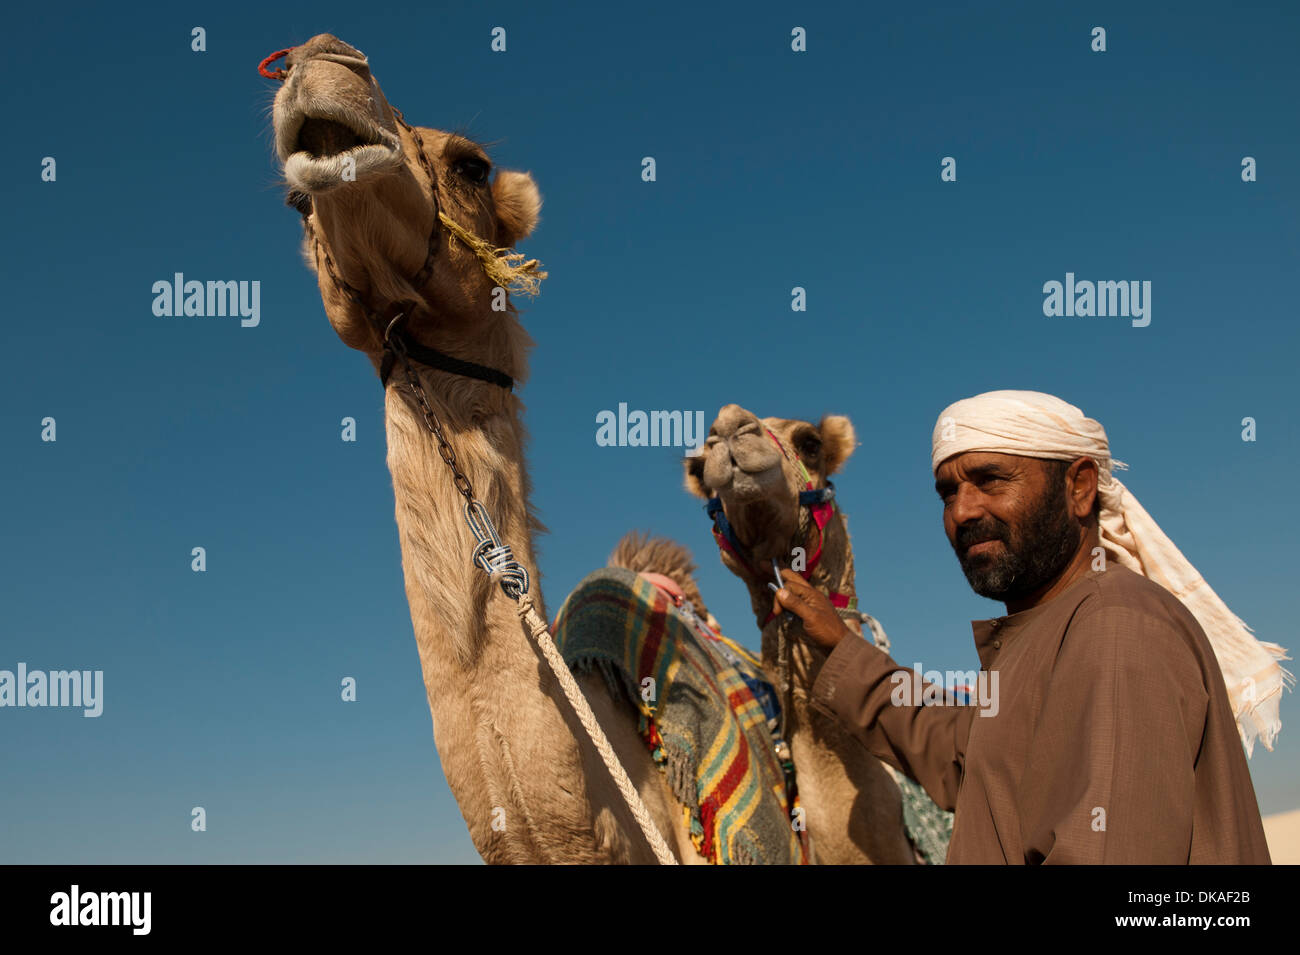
[727,468,785,503]
[295,116,382,157]
[278,105,404,193]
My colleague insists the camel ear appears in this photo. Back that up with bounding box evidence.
[492,170,541,247]
[683,450,710,499]
[818,415,857,475]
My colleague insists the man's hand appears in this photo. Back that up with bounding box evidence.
[772,570,856,651]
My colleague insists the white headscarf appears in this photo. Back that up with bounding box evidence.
[932,389,1292,757]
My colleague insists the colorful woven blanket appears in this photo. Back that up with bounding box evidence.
[553,567,809,864]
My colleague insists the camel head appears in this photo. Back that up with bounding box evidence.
[684,404,857,579]
[269,34,543,355]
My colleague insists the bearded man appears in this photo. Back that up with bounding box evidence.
[774,390,1290,864]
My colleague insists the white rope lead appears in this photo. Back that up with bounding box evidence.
[445,479,677,862]
[515,595,680,865]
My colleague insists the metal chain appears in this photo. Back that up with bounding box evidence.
[387,327,477,506]
[384,311,535,604]
[465,500,530,599]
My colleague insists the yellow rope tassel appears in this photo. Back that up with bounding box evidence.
[438,211,548,299]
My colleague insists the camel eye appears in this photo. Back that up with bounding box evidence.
[798,436,822,458]
[456,158,490,184]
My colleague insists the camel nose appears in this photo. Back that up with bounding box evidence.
[316,51,372,81]
[290,34,372,81]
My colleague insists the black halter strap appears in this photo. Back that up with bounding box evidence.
[378,301,514,391]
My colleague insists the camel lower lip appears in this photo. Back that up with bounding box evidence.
[288,143,390,164]
[282,143,405,193]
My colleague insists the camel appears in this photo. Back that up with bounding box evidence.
[268,33,705,863]
[268,34,929,865]
[684,403,953,864]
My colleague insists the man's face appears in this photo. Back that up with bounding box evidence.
[934,452,1081,602]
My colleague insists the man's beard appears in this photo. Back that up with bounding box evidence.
[953,476,1080,602]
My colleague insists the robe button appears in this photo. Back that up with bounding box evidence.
[992,639,1002,649]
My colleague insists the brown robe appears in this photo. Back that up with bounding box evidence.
[811,565,1272,863]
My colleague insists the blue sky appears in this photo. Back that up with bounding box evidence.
[1,1,1296,863]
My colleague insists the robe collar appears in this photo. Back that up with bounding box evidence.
[970,568,1106,669]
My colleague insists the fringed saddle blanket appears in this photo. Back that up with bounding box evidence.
[552,567,810,864]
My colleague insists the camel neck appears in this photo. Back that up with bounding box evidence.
[383,367,543,670]
[738,511,859,634]
[379,370,663,863]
